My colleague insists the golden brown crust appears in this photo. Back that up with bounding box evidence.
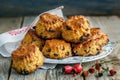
[35,13,64,39]
[21,29,44,51]
[42,39,72,59]
[12,43,44,74]
[61,15,90,43]
[73,28,108,56]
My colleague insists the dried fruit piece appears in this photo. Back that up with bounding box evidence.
[73,73,77,77]
[95,62,102,71]
[98,72,103,77]
[82,71,89,77]
[88,67,95,74]
[109,69,116,76]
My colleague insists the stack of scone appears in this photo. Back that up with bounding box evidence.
[11,13,108,74]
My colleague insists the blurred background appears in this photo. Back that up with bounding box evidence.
[0,0,120,17]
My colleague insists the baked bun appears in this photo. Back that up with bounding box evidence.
[21,29,44,51]
[89,28,108,47]
[73,28,108,56]
[35,13,64,39]
[42,39,72,59]
[12,43,44,74]
[61,15,90,43]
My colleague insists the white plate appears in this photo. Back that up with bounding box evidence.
[44,43,113,64]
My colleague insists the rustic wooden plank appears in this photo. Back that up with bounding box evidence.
[0,55,11,80]
[87,16,120,80]
[9,68,47,80]
[82,61,97,80]
[0,17,22,33]
[0,17,22,80]
[104,44,120,80]
[87,16,120,42]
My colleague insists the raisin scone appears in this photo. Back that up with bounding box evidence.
[35,13,64,39]
[42,39,72,59]
[73,28,108,56]
[21,29,44,51]
[61,15,90,43]
[12,43,44,74]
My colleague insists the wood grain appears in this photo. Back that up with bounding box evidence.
[0,56,11,80]
[0,17,22,80]
[0,17,22,33]
[87,16,120,42]
[87,16,120,80]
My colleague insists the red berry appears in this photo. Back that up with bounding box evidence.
[63,65,73,74]
[95,62,101,71]
[98,72,103,77]
[82,71,89,77]
[73,73,77,77]
[73,64,83,74]
[109,69,116,76]
[88,67,95,74]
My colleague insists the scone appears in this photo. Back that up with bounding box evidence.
[61,15,90,43]
[35,13,64,39]
[89,28,108,47]
[21,29,44,51]
[42,39,72,59]
[12,43,44,74]
[73,28,108,56]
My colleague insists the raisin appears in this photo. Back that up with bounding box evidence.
[21,69,29,75]
[47,29,55,32]
[84,50,88,53]
[40,32,43,35]
[54,53,58,56]
[66,26,71,30]
[46,54,50,57]
[53,20,57,24]
[96,48,99,51]
[97,52,100,54]
[98,72,103,77]
[32,26,36,29]
[85,34,90,37]
[85,28,89,31]
[62,46,65,50]
[66,52,69,56]
[47,48,51,52]
[80,37,84,42]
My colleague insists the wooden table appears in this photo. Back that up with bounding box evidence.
[0,16,120,80]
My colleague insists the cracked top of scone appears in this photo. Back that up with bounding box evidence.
[38,13,64,31]
[40,13,63,24]
[86,28,108,42]
[12,43,36,59]
[36,13,64,39]
[61,15,90,43]
[65,15,89,31]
